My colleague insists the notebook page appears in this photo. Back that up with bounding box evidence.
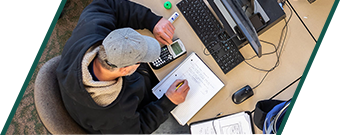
[191,112,253,134]
[152,52,224,125]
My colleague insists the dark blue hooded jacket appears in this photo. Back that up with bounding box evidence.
[56,0,176,133]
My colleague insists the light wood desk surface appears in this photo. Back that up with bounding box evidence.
[133,0,334,133]
[289,0,335,40]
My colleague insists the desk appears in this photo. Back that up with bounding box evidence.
[288,0,335,40]
[133,0,334,133]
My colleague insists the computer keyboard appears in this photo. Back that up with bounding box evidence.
[177,0,244,74]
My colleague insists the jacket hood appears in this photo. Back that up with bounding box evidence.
[56,18,114,109]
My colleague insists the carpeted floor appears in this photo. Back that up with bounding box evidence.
[5,0,190,134]
[6,0,96,134]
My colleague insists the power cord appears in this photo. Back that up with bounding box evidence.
[244,40,278,61]
[248,2,293,90]
[201,0,294,97]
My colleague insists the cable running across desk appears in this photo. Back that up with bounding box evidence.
[178,0,296,105]
[246,2,293,90]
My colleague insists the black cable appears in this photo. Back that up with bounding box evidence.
[253,20,288,88]
[248,3,293,90]
[245,40,277,60]
[202,0,294,92]
[252,70,271,90]
[245,2,293,71]
[251,76,299,114]
[245,26,289,72]
[250,18,289,89]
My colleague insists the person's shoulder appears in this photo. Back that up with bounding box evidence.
[124,72,143,83]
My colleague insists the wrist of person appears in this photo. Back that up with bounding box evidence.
[157,95,177,112]
[148,15,162,33]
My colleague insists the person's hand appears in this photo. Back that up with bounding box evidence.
[165,79,190,105]
[153,18,175,45]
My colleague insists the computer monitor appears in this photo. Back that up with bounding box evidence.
[209,0,262,57]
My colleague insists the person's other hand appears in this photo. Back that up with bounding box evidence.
[165,79,190,105]
[153,18,175,45]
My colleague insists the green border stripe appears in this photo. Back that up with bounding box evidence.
[0,0,66,134]
[278,0,340,135]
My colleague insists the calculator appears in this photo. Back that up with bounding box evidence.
[150,39,186,69]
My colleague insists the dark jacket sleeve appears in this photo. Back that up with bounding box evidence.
[138,95,177,133]
[100,95,177,134]
[58,0,175,134]
[79,0,162,32]
[99,64,177,134]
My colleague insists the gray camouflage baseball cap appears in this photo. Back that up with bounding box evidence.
[102,28,160,68]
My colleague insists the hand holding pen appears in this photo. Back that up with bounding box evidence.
[175,81,184,91]
[165,79,190,105]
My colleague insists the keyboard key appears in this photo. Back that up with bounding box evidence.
[177,0,244,74]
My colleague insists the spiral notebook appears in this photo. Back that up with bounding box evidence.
[152,52,224,126]
[190,111,254,134]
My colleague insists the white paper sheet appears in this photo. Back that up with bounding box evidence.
[190,112,253,134]
[152,52,224,126]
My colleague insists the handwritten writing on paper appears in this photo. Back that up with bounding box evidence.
[152,53,224,125]
[190,112,253,134]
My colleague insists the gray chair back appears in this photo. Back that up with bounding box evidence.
[34,56,86,134]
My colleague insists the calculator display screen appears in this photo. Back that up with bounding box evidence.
[171,42,183,55]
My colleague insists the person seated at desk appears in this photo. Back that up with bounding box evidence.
[56,0,190,134]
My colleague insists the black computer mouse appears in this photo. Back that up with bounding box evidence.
[232,85,254,104]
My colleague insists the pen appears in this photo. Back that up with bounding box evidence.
[175,81,184,91]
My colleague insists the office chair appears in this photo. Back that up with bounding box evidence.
[34,55,86,134]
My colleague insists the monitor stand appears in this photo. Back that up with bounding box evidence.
[208,0,286,49]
